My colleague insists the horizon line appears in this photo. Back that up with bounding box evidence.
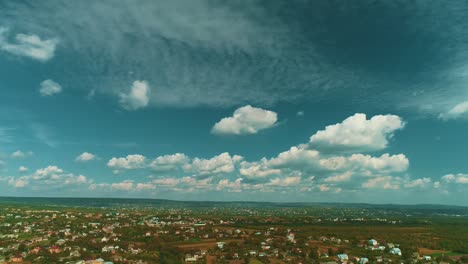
[0,196,466,208]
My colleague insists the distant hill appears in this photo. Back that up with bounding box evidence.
[0,196,466,212]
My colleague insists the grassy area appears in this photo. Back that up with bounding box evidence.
[430,252,464,257]
[249,258,264,264]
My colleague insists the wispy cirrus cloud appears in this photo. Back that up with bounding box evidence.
[0,27,58,61]
[5,0,467,111]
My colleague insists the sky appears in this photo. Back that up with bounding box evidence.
[0,0,467,205]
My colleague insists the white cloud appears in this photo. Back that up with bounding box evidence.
[18,166,28,172]
[362,176,399,190]
[239,161,281,178]
[318,184,331,192]
[309,113,405,152]
[217,178,243,192]
[320,153,409,173]
[211,105,277,135]
[152,177,180,186]
[324,172,352,182]
[150,153,189,171]
[75,152,96,162]
[296,111,304,116]
[136,183,155,190]
[9,165,89,189]
[268,176,301,187]
[184,152,242,175]
[267,146,320,168]
[151,176,214,191]
[119,80,150,110]
[11,150,33,159]
[442,173,468,184]
[404,177,431,188]
[439,101,468,120]
[39,79,62,96]
[34,166,63,179]
[9,178,27,188]
[111,180,134,191]
[0,27,58,61]
[88,183,110,191]
[107,154,146,170]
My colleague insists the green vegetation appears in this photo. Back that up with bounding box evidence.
[0,198,466,263]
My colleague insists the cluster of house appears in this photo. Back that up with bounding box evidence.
[0,209,201,263]
[0,208,447,264]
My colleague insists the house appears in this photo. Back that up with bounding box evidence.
[389,248,402,256]
[337,254,349,261]
[359,257,369,264]
[287,232,296,243]
[70,250,81,257]
[49,245,62,253]
[185,254,198,262]
[368,239,378,246]
[31,246,42,254]
[10,255,23,262]
[422,255,431,261]
[217,242,226,249]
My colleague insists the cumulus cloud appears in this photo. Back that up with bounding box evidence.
[119,80,150,110]
[404,177,431,188]
[34,165,63,178]
[267,146,320,169]
[309,113,405,152]
[318,184,331,192]
[362,176,399,190]
[8,165,89,189]
[184,152,242,175]
[239,161,281,179]
[152,177,181,186]
[439,101,468,120]
[211,105,278,135]
[0,27,58,61]
[442,173,468,184]
[324,172,352,183]
[87,112,413,196]
[107,154,146,170]
[217,178,243,192]
[39,79,62,96]
[268,176,301,187]
[18,166,28,172]
[75,152,96,162]
[111,180,134,191]
[320,153,409,173]
[136,183,155,190]
[9,178,27,188]
[150,153,189,171]
[11,150,33,159]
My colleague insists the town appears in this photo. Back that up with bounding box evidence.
[0,200,466,264]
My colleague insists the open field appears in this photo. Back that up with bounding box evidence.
[174,239,244,250]
[419,247,451,255]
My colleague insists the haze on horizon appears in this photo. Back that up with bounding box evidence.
[0,0,467,205]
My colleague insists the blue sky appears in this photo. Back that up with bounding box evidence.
[0,0,467,205]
